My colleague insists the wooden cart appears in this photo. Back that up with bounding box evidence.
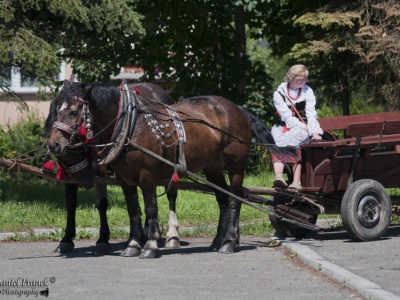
[267,111,400,241]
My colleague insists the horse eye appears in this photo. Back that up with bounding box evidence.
[70,110,78,116]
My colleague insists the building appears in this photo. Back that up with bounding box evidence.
[0,65,151,128]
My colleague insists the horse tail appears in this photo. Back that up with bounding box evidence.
[238,106,297,157]
[238,106,275,145]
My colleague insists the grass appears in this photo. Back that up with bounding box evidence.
[0,172,277,239]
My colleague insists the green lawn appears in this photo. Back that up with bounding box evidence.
[0,172,276,239]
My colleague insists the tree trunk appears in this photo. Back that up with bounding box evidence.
[338,53,350,116]
[234,5,246,96]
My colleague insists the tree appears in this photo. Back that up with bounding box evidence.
[263,0,400,115]
[130,0,287,121]
[0,0,144,108]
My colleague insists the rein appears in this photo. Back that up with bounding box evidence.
[129,142,271,214]
[141,104,277,148]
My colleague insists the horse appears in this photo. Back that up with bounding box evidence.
[42,81,180,254]
[47,82,252,258]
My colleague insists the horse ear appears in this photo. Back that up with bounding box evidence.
[70,74,79,82]
[62,80,72,90]
[81,82,93,94]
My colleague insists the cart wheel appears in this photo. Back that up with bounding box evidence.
[268,196,317,238]
[341,179,391,241]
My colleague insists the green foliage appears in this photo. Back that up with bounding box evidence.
[0,134,10,197]
[265,0,400,115]
[0,109,47,182]
[0,135,9,158]
[75,229,95,240]
[294,12,360,30]
[131,0,283,109]
[0,0,144,104]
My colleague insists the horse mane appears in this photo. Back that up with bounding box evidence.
[42,82,122,138]
[89,83,119,114]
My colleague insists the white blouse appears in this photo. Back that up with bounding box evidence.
[273,82,323,136]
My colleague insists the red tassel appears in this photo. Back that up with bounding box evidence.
[56,165,66,180]
[172,172,180,183]
[78,124,86,137]
[135,89,140,95]
[43,159,55,171]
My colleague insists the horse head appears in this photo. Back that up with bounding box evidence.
[46,82,97,189]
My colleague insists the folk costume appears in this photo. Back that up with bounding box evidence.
[271,82,323,164]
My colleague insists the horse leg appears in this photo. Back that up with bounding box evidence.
[94,183,112,255]
[119,182,144,257]
[164,187,180,248]
[218,158,246,254]
[55,183,77,253]
[204,168,231,252]
[140,182,162,259]
[142,188,179,249]
[218,196,242,254]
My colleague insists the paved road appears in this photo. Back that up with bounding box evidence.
[281,223,400,300]
[0,236,362,300]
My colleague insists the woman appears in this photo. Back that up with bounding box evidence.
[271,64,323,191]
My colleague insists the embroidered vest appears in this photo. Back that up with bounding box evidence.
[276,91,307,126]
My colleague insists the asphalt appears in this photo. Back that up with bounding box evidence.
[278,221,400,300]
[0,235,362,300]
[1,222,400,300]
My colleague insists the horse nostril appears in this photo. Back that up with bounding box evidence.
[50,142,61,154]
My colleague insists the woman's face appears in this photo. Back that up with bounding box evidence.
[290,76,309,89]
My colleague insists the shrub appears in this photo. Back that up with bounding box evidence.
[0,109,48,183]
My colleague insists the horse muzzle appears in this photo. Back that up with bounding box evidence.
[47,140,65,156]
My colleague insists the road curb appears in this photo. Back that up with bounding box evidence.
[0,228,100,241]
[280,240,400,300]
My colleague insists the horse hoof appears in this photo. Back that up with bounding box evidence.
[121,247,141,257]
[139,249,161,259]
[95,243,112,255]
[165,237,180,249]
[55,242,74,253]
[208,243,221,252]
[218,242,236,254]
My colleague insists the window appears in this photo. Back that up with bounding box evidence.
[0,63,66,93]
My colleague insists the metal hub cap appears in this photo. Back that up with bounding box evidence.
[357,195,381,227]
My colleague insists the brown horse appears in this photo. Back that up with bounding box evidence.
[47,82,252,258]
[43,81,179,254]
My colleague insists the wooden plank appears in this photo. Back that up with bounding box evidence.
[346,120,400,136]
[303,133,400,150]
[318,111,400,132]
[0,158,276,196]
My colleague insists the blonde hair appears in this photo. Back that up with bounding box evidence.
[284,64,309,82]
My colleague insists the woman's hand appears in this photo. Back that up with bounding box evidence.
[303,125,308,131]
[312,132,322,140]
